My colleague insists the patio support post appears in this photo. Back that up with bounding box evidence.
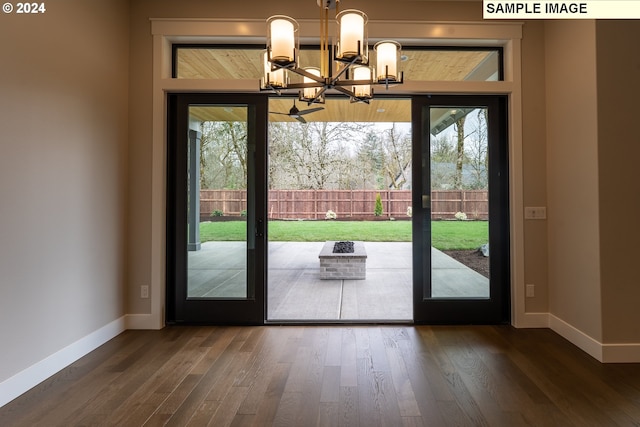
[188,130,201,251]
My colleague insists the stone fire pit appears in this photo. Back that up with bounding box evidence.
[319,241,367,280]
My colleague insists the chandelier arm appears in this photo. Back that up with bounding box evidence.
[285,82,325,89]
[332,85,357,98]
[327,57,361,86]
[333,83,372,104]
[262,83,283,95]
[288,67,326,84]
[332,79,371,87]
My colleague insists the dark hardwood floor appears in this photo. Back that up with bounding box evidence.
[2,325,640,426]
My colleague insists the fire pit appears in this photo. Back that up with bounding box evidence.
[333,241,354,253]
[319,241,367,280]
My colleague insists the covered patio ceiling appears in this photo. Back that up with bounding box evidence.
[182,47,498,124]
[190,97,412,124]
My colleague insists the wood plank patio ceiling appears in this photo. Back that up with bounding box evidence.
[181,48,493,123]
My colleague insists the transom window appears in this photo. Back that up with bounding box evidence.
[173,45,502,81]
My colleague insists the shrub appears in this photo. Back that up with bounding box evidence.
[454,211,467,220]
[406,206,412,217]
[240,209,247,217]
[325,209,337,220]
[211,209,224,217]
[374,193,383,217]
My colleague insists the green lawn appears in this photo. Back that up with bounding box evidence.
[431,221,488,250]
[199,220,488,250]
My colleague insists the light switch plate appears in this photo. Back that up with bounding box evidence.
[524,207,546,219]
[526,284,535,298]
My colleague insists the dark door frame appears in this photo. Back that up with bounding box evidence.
[165,93,509,325]
[166,93,268,325]
[412,95,510,324]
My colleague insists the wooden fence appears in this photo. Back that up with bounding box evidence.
[200,189,488,220]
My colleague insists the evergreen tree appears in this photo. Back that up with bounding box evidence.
[374,193,383,216]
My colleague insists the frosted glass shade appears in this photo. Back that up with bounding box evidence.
[303,67,322,100]
[375,41,401,82]
[352,66,372,98]
[336,10,367,61]
[267,16,298,65]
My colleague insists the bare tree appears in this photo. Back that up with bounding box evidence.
[199,121,247,190]
[226,122,247,185]
[454,116,466,189]
[268,121,366,190]
[354,129,384,189]
[380,124,411,189]
[463,109,489,190]
[430,133,457,190]
[268,122,297,189]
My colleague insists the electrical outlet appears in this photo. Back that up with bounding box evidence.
[526,284,535,298]
[524,206,547,219]
[141,285,149,299]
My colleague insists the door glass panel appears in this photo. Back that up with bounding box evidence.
[187,106,248,299]
[429,107,490,299]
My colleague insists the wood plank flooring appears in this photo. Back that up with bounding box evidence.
[2,325,640,426]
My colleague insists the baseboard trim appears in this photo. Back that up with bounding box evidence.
[601,343,640,363]
[0,317,126,408]
[515,313,640,363]
[549,314,604,361]
[548,315,640,363]
[125,313,164,330]
[513,312,550,328]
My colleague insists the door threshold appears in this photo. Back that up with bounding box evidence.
[265,319,414,325]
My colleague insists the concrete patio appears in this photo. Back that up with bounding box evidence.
[188,241,489,322]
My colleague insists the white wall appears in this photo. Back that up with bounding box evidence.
[0,0,130,404]
[545,21,603,341]
[543,20,640,359]
[520,21,549,314]
[595,21,640,346]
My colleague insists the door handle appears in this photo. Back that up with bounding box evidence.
[256,218,264,237]
[422,195,430,209]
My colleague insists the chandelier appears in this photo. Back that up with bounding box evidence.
[261,0,403,104]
